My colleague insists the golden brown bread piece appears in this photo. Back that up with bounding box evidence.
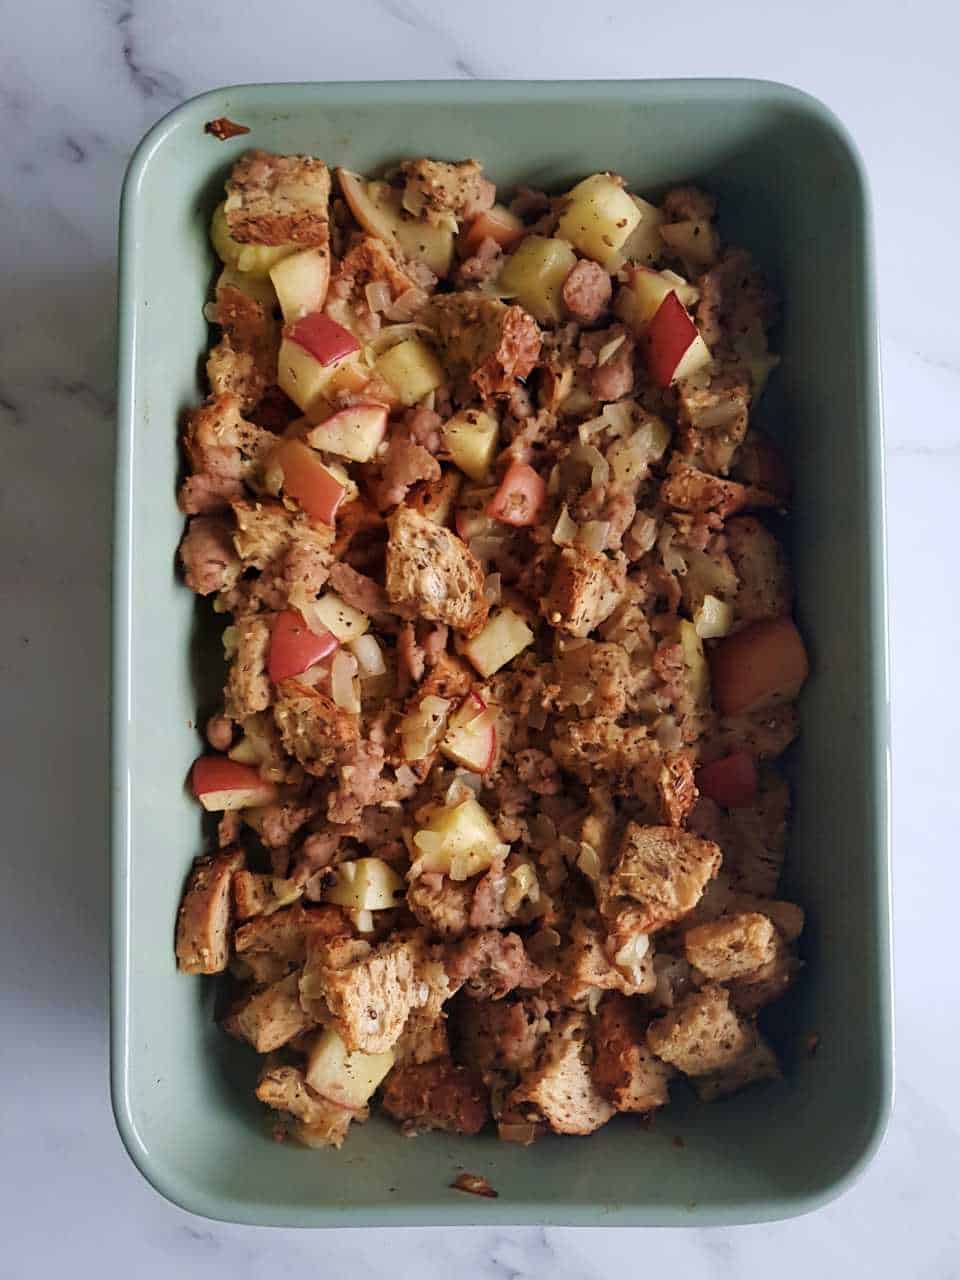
[175,847,245,975]
[385,505,488,635]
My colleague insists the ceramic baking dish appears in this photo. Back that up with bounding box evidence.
[112,79,891,1227]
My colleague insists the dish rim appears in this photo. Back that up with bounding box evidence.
[112,77,893,1227]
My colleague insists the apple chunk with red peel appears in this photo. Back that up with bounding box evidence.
[461,204,524,254]
[486,461,547,527]
[269,247,330,322]
[337,169,454,278]
[462,607,535,678]
[191,756,277,811]
[305,403,388,463]
[439,692,498,773]
[696,751,758,808]
[271,439,347,526]
[277,313,362,415]
[709,617,809,717]
[267,609,339,682]
[644,292,712,387]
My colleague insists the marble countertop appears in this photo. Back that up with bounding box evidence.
[4,0,958,1273]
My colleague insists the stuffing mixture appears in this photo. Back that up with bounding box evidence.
[175,151,808,1149]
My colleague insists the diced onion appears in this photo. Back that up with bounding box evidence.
[399,695,451,761]
[383,289,430,322]
[661,269,699,307]
[483,573,502,604]
[654,715,683,751]
[694,593,734,639]
[601,398,636,436]
[658,524,687,576]
[577,414,607,443]
[350,908,376,933]
[627,511,658,557]
[349,633,386,676]
[578,520,610,554]
[504,863,539,914]
[567,441,609,489]
[364,281,392,314]
[552,505,579,547]
[331,650,360,713]
[394,764,418,792]
[577,842,602,881]
[596,333,626,366]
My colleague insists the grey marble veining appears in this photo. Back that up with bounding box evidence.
[3,0,959,1274]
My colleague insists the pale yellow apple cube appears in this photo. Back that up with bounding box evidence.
[305,1027,395,1110]
[374,338,444,406]
[325,857,405,910]
[498,235,579,324]
[556,175,642,267]
[442,410,500,482]
[462,607,534,678]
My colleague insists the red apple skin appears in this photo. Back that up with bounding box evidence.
[486,462,547,527]
[190,756,276,809]
[306,403,388,462]
[709,617,809,717]
[286,313,360,366]
[272,439,347,526]
[645,291,699,388]
[268,610,340,682]
[696,751,758,808]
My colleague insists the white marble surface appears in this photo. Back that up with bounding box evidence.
[3,0,959,1272]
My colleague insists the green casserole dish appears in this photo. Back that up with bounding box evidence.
[113,79,891,1226]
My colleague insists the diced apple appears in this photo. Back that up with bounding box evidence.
[696,752,758,809]
[271,439,347,526]
[497,235,579,325]
[556,174,642,266]
[214,265,277,311]
[678,619,710,708]
[645,292,712,387]
[412,794,508,880]
[614,265,675,336]
[209,202,296,277]
[337,169,454,277]
[659,219,719,269]
[268,609,339,682]
[398,694,451,762]
[190,755,277,812]
[305,403,388,463]
[324,857,405,910]
[305,1027,395,1111]
[302,591,369,643]
[439,692,498,773]
[462,607,534,678]
[709,617,809,717]
[619,196,665,265]
[269,247,331,322]
[374,337,444,406]
[461,203,525,254]
[278,336,367,416]
[287,313,360,366]
[442,409,500,482]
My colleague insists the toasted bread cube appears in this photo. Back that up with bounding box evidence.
[508,1013,615,1136]
[725,516,792,622]
[381,1057,489,1135]
[255,1063,356,1149]
[684,912,778,982]
[592,994,673,1112]
[694,1034,780,1101]
[541,548,626,638]
[175,847,245,975]
[609,823,722,932]
[386,505,488,635]
[301,934,424,1055]
[225,150,331,246]
[273,679,359,776]
[646,984,753,1077]
[728,942,802,1013]
[223,971,314,1052]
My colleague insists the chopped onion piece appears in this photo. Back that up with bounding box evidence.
[567,441,609,489]
[627,511,658,557]
[694,593,734,639]
[350,908,376,933]
[577,842,602,881]
[384,287,430,321]
[577,520,610,554]
[596,333,626,366]
[331,650,360,713]
[658,524,687,576]
[655,715,683,751]
[364,281,392,314]
[366,321,436,356]
[399,695,451,761]
[349,633,386,676]
[552,504,579,547]
[504,863,540,914]
[394,764,418,792]
[483,573,502,604]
